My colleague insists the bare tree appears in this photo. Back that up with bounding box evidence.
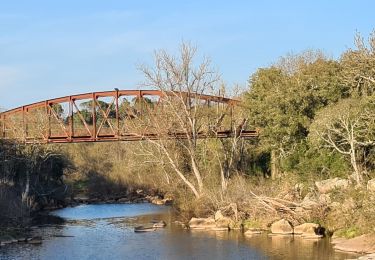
[310,97,375,185]
[135,43,224,198]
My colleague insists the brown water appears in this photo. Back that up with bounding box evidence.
[0,203,359,260]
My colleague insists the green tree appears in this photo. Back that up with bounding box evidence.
[245,51,345,178]
[340,31,375,97]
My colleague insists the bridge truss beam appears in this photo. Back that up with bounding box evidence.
[0,90,258,144]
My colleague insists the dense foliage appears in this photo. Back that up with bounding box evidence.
[0,141,69,226]
[245,33,375,182]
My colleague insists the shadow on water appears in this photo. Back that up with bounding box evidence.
[31,214,66,226]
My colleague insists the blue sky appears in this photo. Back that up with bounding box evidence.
[1,1,374,109]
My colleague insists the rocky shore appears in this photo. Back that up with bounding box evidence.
[180,176,375,259]
[0,235,43,247]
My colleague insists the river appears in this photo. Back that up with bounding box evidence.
[0,203,358,259]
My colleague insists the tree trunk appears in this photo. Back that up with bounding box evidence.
[270,150,278,180]
[22,169,30,203]
[220,167,228,193]
[350,145,362,186]
[191,156,203,194]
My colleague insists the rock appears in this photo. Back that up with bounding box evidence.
[28,236,43,245]
[294,222,325,239]
[294,206,304,213]
[244,230,262,236]
[17,237,26,243]
[148,195,173,205]
[188,217,216,230]
[174,221,187,229]
[330,202,341,208]
[318,194,331,204]
[162,198,173,205]
[153,220,167,228]
[302,234,324,239]
[153,199,164,205]
[74,195,89,203]
[28,239,42,244]
[334,234,375,254]
[367,179,375,192]
[134,198,145,203]
[300,194,319,209]
[342,198,356,213]
[229,221,242,230]
[134,225,156,232]
[294,223,320,235]
[151,197,164,205]
[0,235,16,245]
[214,217,232,231]
[270,219,293,235]
[315,178,349,194]
[213,211,234,230]
[244,228,263,236]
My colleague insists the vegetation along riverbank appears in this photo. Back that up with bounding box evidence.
[1,31,375,255]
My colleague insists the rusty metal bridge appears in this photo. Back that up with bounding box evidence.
[0,90,257,144]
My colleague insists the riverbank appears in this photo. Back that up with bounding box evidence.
[169,174,375,257]
[0,203,358,260]
[1,196,372,259]
[2,172,374,258]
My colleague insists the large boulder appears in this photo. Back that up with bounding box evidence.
[334,234,375,254]
[214,217,232,231]
[315,178,349,194]
[213,210,233,230]
[294,223,323,238]
[300,193,319,209]
[188,217,216,230]
[294,223,319,235]
[367,179,375,192]
[270,219,293,235]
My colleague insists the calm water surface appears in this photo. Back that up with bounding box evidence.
[0,203,359,260]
